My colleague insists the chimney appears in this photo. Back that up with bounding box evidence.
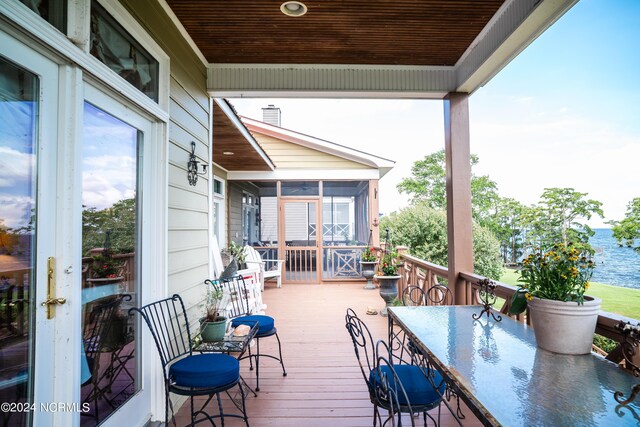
[262,104,281,127]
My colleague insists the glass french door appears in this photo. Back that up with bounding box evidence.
[0,37,60,426]
[1,31,153,426]
[281,200,320,283]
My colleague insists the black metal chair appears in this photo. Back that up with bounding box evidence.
[400,285,462,419]
[129,294,249,426]
[207,275,287,392]
[81,294,128,422]
[402,284,453,307]
[345,308,445,426]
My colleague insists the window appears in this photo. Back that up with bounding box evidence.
[322,181,369,246]
[19,0,67,33]
[281,181,319,196]
[212,177,225,246]
[90,1,159,101]
[213,178,224,197]
[242,191,258,245]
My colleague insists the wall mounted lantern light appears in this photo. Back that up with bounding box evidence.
[187,141,207,186]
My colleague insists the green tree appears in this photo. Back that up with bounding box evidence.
[520,188,603,252]
[489,197,526,265]
[396,150,499,225]
[82,198,136,256]
[610,197,640,252]
[380,202,503,280]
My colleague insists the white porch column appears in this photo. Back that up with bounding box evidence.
[444,93,473,305]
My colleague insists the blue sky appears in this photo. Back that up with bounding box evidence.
[232,0,640,228]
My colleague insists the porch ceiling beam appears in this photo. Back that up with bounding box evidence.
[208,65,453,99]
[206,0,577,98]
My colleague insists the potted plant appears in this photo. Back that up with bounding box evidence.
[509,242,601,354]
[360,247,378,290]
[374,250,403,316]
[87,255,123,285]
[200,285,229,342]
[228,241,247,269]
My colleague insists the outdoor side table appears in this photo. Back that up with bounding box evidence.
[194,322,260,401]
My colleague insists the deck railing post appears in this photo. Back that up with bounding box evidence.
[444,93,474,305]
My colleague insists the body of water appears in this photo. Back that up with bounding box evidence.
[589,228,640,289]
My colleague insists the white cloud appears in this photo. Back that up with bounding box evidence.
[0,147,34,188]
[82,154,136,210]
[0,195,33,229]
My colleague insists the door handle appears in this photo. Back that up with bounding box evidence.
[42,257,65,319]
[41,297,67,306]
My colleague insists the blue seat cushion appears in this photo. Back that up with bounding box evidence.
[232,315,274,336]
[369,364,445,407]
[169,353,239,388]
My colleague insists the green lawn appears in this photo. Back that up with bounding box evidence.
[498,269,640,320]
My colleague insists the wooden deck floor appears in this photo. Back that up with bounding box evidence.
[174,283,482,426]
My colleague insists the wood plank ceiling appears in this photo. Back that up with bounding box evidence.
[212,104,273,171]
[166,0,506,66]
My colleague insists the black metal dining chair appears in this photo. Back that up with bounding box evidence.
[345,308,445,426]
[129,294,249,426]
[402,284,453,307]
[81,294,127,423]
[207,275,287,392]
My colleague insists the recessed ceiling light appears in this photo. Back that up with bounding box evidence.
[280,1,307,17]
[223,151,234,156]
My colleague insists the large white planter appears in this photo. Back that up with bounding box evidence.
[528,296,602,355]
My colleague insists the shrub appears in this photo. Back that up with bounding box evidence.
[379,202,502,280]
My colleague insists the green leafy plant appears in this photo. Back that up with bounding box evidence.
[509,242,595,315]
[204,285,227,322]
[379,251,402,276]
[90,255,121,279]
[228,241,247,266]
[361,247,377,262]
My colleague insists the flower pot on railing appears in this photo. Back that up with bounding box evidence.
[360,261,377,290]
[374,275,401,316]
[528,296,601,355]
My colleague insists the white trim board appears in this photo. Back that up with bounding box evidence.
[227,169,382,181]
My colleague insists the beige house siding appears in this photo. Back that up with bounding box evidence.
[123,0,210,319]
[254,133,369,169]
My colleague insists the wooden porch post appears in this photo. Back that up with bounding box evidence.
[369,179,380,246]
[444,93,473,305]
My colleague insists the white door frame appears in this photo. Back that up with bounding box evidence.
[0,28,61,427]
[0,26,169,427]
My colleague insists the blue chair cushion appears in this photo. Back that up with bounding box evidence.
[232,315,274,336]
[169,353,239,388]
[369,364,445,407]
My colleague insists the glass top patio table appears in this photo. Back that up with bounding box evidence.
[194,322,259,355]
[388,305,640,426]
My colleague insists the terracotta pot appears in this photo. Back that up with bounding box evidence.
[528,296,601,355]
[374,275,400,316]
[360,261,377,289]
